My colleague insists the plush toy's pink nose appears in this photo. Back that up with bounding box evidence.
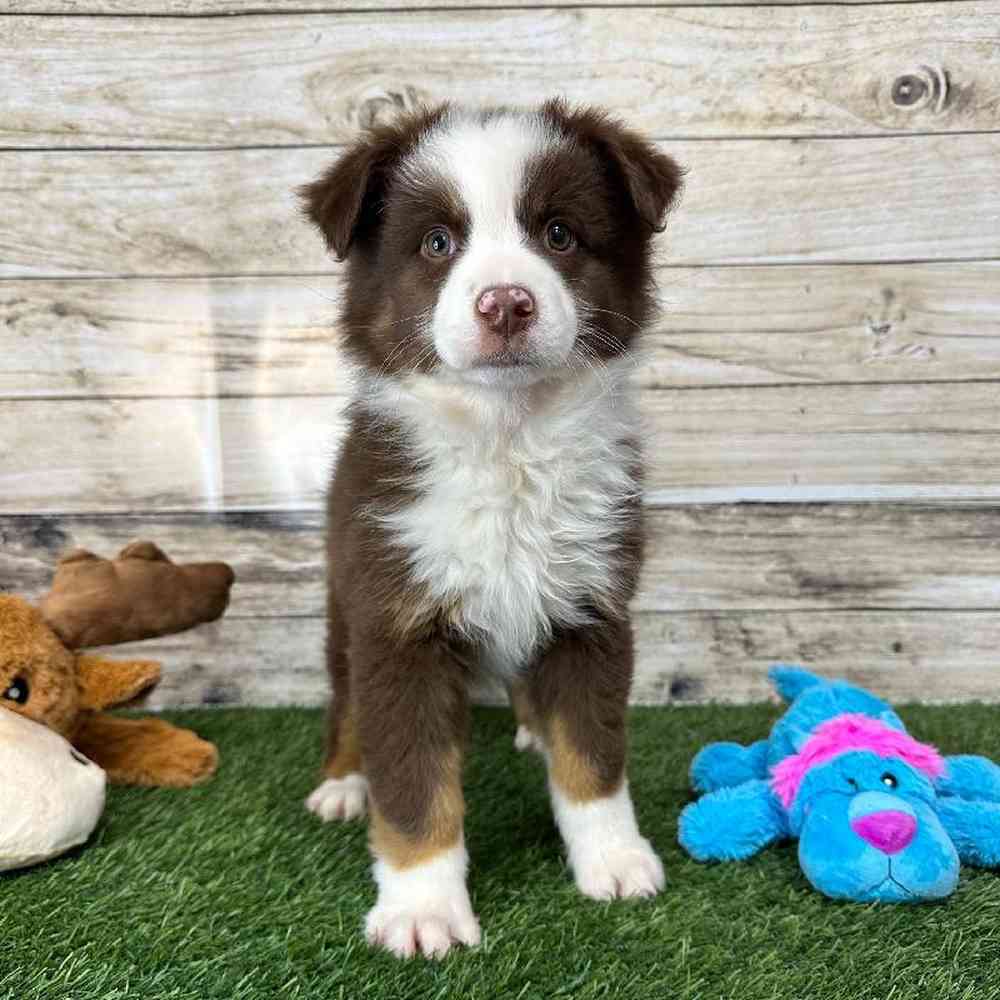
[850,810,917,855]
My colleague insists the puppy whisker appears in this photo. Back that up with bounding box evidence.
[376,334,424,379]
[578,299,642,331]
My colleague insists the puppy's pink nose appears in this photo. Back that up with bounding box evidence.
[850,810,917,855]
[475,285,535,338]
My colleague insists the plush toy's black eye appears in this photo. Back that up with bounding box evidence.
[847,777,859,791]
[881,772,899,789]
[70,748,91,767]
[3,677,29,704]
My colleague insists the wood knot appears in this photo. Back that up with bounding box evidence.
[892,75,926,107]
[891,66,950,112]
[349,85,431,130]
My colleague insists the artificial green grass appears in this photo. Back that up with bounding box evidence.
[5,704,1000,1000]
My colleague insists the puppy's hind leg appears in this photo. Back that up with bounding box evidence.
[306,601,368,822]
[509,679,544,753]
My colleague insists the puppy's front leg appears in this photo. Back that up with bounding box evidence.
[528,617,665,899]
[353,630,479,959]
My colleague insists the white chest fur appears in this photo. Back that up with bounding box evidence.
[364,368,640,673]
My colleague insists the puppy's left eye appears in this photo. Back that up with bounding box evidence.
[881,772,898,789]
[545,220,576,253]
[421,227,455,259]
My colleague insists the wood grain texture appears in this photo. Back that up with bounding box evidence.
[1,383,999,512]
[3,135,1000,278]
[5,264,1000,398]
[61,612,1000,708]
[0,277,345,398]
[3,384,999,512]
[630,610,1000,705]
[4,5,998,147]
[4,506,999,617]
[6,508,997,706]
[7,1,960,12]
[0,396,345,513]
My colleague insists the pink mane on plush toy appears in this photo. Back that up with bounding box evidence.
[771,714,946,808]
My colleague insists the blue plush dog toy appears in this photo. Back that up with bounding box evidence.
[679,667,1000,902]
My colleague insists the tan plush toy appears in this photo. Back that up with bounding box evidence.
[1,540,235,787]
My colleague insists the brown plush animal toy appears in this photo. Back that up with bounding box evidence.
[0,541,234,787]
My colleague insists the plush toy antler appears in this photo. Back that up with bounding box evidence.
[0,541,235,787]
[40,540,234,648]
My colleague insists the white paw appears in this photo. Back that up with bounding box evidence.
[514,724,543,753]
[305,773,368,822]
[549,781,665,901]
[365,898,481,959]
[572,837,666,900]
[366,845,481,960]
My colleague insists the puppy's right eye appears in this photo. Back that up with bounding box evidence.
[3,676,29,704]
[421,227,454,259]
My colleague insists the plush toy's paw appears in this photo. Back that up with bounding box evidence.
[571,836,665,900]
[165,730,219,786]
[514,724,543,753]
[76,715,218,787]
[365,848,480,960]
[678,780,788,862]
[306,774,368,822]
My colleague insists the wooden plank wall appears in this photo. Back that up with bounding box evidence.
[1,1,999,707]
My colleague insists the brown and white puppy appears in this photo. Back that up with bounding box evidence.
[300,100,682,960]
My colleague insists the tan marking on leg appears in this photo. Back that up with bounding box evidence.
[324,710,362,779]
[369,748,465,870]
[547,715,620,804]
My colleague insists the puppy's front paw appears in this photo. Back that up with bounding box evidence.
[366,847,481,960]
[365,898,481,960]
[572,836,666,900]
[305,773,368,821]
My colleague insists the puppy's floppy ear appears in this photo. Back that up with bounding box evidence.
[542,98,684,233]
[298,104,450,261]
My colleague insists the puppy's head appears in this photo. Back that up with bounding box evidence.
[300,100,682,389]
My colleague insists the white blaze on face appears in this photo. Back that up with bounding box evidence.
[412,113,579,385]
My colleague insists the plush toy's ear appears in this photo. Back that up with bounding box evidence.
[679,780,789,862]
[936,797,1000,868]
[298,105,449,261]
[540,98,684,233]
[76,654,161,711]
[768,665,824,703]
[938,754,1000,803]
